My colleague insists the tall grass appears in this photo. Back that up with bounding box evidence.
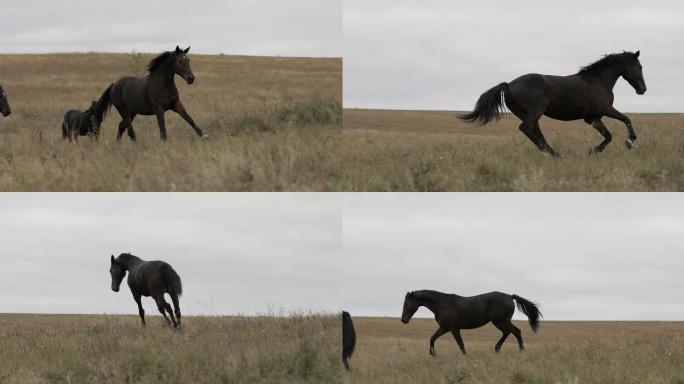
[0,313,341,384]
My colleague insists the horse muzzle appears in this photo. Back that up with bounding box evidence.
[636,87,646,95]
[185,75,195,85]
[111,285,120,292]
[1,108,10,117]
[401,318,409,324]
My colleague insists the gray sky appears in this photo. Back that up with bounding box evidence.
[0,0,341,57]
[0,193,342,316]
[341,193,684,321]
[344,0,684,112]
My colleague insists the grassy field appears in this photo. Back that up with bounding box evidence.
[342,109,684,191]
[0,313,341,384]
[345,317,684,384]
[0,53,341,191]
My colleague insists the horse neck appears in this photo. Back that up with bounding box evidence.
[117,255,143,270]
[414,290,449,315]
[590,64,624,90]
[148,60,177,89]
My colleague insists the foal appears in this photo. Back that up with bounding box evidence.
[62,101,101,141]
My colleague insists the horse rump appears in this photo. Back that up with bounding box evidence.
[512,294,542,333]
[342,311,356,370]
[460,82,509,126]
[162,264,183,297]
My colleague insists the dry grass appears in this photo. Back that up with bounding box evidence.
[0,313,341,384]
[342,109,684,191]
[0,53,341,191]
[345,317,684,384]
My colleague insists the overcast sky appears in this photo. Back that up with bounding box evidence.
[0,194,341,316]
[344,0,684,112]
[342,193,684,321]
[0,0,341,57]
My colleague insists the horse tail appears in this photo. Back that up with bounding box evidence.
[163,265,183,297]
[512,294,542,333]
[93,83,113,127]
[459,82,509,126]
[342,311,356,370]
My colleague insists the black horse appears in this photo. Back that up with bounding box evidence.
[401,290,541,355]
[109,253,183,327]
[342,311,356,370]
[95,46,206,141]
[0,85,11,117]
[62,101,102,141]
[461,51,646,156]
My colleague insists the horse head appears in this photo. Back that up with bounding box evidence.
[109,255,126,292]
[401,291,420,324]
[172,46,195,85]
[622,51,646,95]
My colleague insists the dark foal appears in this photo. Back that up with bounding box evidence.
[110,253,183,327]
[95,46,206,141]
[62,101,101,141]
[401,290,541,355]
[462,51,647,156]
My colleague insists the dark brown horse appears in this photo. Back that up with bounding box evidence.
[401,290,541,355]
[62,101,101,141]
[109,253,183,327]
[95,46,206,141]
[342,311,356,370]
[461,51,646,156]
[0,85,11,117]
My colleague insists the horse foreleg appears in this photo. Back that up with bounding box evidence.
[450,329,467,355]
[604,107,637,149]
[588,119,612,154]
[172,101,206,138]
[133,293,145,326]
[155,110,168,140]
[429,327,448,356]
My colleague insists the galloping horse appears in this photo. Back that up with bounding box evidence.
[401,290,541,355]
[461,51,646,156]
[95,46,206,141]
[0,85,11,117]
[342,311,356,370]
[109,253,183,327]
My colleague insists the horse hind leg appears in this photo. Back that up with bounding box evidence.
[163,300,178,328]
[509,323,524,350]
[171,293,181,326]
[154,296,175,327]
[493,321,512,352]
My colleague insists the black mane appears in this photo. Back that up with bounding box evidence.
[579,52,635,74]
[116,252,143,264]
[147,51,175,73]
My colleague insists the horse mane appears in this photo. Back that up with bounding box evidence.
[116,252,143,264]
[578,52,635,74]
[147,51,175,73]
[411,290,456,301]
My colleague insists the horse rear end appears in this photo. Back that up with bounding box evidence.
[342,311,356,369]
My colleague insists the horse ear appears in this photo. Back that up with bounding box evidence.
[184,46,190,54]
[111,255,115,263]
[175,45,182,54]
[635,50,640,58]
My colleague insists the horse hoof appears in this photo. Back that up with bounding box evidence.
[625,139,638,149]
[201,134,209,139]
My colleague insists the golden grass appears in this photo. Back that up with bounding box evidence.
[342,109,684,191]
[345,317,684,384]
[0,53,341,191]
[0,313,341,384]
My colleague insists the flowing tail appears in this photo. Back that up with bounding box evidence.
[93,84,113,128]
[342,311,356,370]
[163,265,183,297]
[512,294,542,333]
[460,82,509,126]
